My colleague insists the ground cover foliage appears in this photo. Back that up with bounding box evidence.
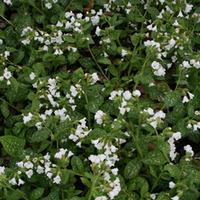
[0,0,200,199]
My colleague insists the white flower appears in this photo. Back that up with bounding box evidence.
[169,181,176,189]
[151,61,166,76]
[70,85,78,97]
[91,15,100,26]
[154,111,166,119]
[56,21,63,27]
[177,11,183,17]
[25,169,33,178]
[150,193,156,200]
[172,132,181,140]
[188,92,194,100]
[95,196,108,200]
[76,13,83,19]
[24,161,34,169]
[132,90,141,97]
[171,195,179,200]
[46,172,53,179]
[53,175,61,184]
[184,145,194,156]
[54,148,67,159]
[22,38,31,45]
[154,66,166,76]
[182,61,191,68]
[36,165,44,174]
[95,110,105,125]
[18,178,25,186]
[3,0,12,5]
[23,113,33,124]
[3,68,12,79]
[150,120,157,129]
[45,3,52,9]
[182,95,189,103]
[29,72,36,80]
[88,154,106,164]
[121,49,128,57]
[9,177,17,185]
[184,4,193,14]
[16,161,24,168]
[91,72,99,84]
[0,166,5,175]
[95,26,101,36]
[144,108,154,115]
[123,91,132,100]
[54,49,63,55]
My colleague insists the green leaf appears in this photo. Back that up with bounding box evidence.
[164,91,181,107]
[124,158,142,179]
[71,156,84,173]
[156,193,170,200]
[72,67,84,82]
[0,2,5,16]
[143,150,167,166]
[97,57,112,65]
[108,65,118,76]
[0,101,9,118]
[13,50,25,64]
[68,51,80,64]
[31,128,50,143]
[85,85,104,113]
[5,189,26,200]
[38,140,51,153]
[81,177,91,188]
[30,188,44,200]
[131,33,143,46]
[0,135,25,157]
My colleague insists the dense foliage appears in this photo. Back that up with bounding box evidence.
[0,0,200,199]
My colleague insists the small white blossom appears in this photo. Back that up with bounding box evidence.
[169,181,176,189]
[95,26,101,36]
[132,90,141,97]
[0,166,5,175]
[91,72,100,84]
[3,0,12,5]
[23,113,33,124]
[184,145,194,157]
[95,196,108,200]
[29,72,36,80]
[25,169,33,178]
[171,195,179,200]
[95,110,105,125]
[45,3,52,9]
[18,178,25,186]
[121,49,128,57]
[9,177,17,185]
[123,91,132,100]
[53,175,61,184]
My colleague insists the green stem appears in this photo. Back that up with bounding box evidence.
[88,176,98,200]
[84,91,91,128]
[134,57,148,90]
[0,15,15,28]
[0,98,21,113]
[126,121,143,158]
[88,45,109,80]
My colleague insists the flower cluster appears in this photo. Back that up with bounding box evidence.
[69,118,91,147]
[168,132,182,161]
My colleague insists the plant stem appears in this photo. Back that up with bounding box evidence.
[88,45,109,80]
[0,15,15,28]
[0,98,21,113]
[88,176,98,200]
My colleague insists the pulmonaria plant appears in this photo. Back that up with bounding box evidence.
[0,0,200,199]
